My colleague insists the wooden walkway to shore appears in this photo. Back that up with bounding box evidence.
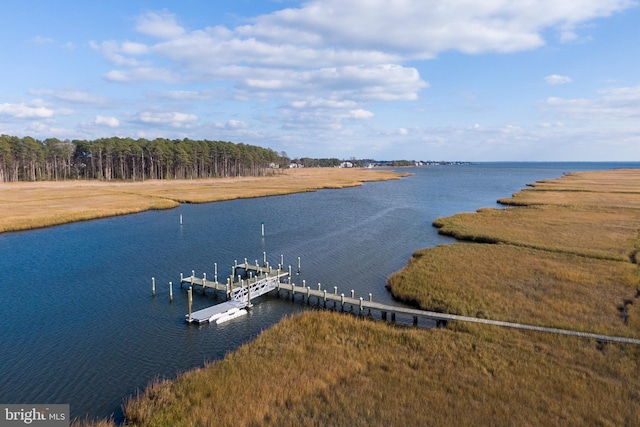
[174,256,640,345]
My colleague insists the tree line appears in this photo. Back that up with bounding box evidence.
[0,135,284,182]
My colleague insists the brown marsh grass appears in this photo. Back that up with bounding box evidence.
[499,190,640,209]
[530,169,640,193]
[387,243,640,336]
[123,311,639,427]
[0,168,403,233]
[433,205,640,262]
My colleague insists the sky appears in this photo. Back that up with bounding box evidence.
[1,0,640,161]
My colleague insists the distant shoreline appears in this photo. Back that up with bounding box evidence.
[0,168,406,234]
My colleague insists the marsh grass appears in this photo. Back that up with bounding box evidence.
[0,168,402,233]
[499,190,640,208]
[404,169,640,335]
[433,205,640,262]
[122,311,639,426]
[531,169,640,193]
[387,243,640,336]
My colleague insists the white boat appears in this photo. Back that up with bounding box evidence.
[215,308,247,324]
[208,307,240,323]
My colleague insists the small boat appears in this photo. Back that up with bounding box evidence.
[215,308,247,324]
[208,307,239,323]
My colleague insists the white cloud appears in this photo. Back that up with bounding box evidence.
[545,74,572,85]
[151,90,215,100]
[135,11,185,39]
[245,0,634,57]
[95,115,120,127]
[0,101,56,119]
[543,85,640,120]
[137,111,198,127]
[33,89,108,105]
[349,109,374,120]
[104,67,177,83]
[216,119,249,130]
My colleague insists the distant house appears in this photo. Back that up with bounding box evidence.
[340,161,354,168]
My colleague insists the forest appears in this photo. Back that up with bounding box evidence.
[0,135,284,182]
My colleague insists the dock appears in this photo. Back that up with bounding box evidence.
[169,254,640,345]
[181,259,290,323]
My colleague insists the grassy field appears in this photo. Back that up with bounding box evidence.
[75,168,640,426]
[432,205,640,261]
[0,168,403,233]
[387,243,640,336]
[103,312,639,427]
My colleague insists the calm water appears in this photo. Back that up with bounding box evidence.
[1,162,637,421]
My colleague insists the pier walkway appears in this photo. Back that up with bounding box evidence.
[174,256,640,345]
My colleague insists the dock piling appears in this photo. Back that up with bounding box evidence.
[187,287,193,322]
[263,252,267,267]
[152,277,155,296]
[369,293,372,302]
[297,257,301,275]
[180,273,183,288]
[169,281,173,302]
[341,293,345,311]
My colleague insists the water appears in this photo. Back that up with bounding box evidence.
[0,162,637,421]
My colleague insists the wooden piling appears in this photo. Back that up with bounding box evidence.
[169,281,173,302]
[263,251,267,267]
[341,293,345,311]
[152,277,155,296]
[297,257,301,274]
[350,289,354,298]
[187,287,193,322]
[180,273,183,288]
[369,293,372,302]
[214,263,218,283]
[247,279,252,308]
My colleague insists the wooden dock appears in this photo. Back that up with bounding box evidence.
[173,255,640,345]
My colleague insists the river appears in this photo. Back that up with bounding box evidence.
[0,162,637,422]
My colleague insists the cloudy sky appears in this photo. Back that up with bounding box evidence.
[1,0,639,161]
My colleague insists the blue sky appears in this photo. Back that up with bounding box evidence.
[1,0,639,161]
